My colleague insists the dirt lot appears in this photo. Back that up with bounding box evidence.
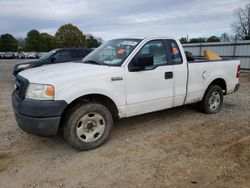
[0,59,250,188]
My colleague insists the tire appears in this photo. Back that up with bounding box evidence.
[63,102,113,151]
[200,85,224,114]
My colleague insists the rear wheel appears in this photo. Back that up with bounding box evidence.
[200,85,224,114]
[63,103,113,151]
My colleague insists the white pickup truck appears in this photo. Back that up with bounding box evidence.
[12,37,240,150]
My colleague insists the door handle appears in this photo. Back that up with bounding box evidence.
[111,76,123,81]
[165,72,173,79]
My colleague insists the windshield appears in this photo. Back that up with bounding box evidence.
[83,39,141,66]
[39,50,56,60]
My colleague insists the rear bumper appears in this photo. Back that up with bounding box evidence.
[12,92,68,136]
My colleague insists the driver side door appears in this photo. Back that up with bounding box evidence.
[125,40,174,117]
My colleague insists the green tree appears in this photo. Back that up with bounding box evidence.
[55,23,87,48]
[16,37,26,51]
[0,33,18,52]
[244,35,250,40]
[189,38,206,43]
[207,36,220,42]
[86,35,101,48]
[40,33,57,51]
[25,30,41,51]
[25,30,55,51]
[179,37,188,44]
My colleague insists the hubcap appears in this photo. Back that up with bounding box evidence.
[76,112,105,143]
[208,91,221,111]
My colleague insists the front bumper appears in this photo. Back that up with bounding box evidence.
[14,113,61,136]
[12,92,68,136]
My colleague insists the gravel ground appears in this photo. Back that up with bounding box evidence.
[0,59,250,188]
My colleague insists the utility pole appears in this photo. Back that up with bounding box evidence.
[248,4,250,37]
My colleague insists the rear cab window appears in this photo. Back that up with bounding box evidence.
[165,40,183,65]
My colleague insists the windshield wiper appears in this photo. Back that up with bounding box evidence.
[83,60,103,65]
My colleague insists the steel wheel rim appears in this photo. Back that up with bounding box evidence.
[208,91,221,111]
[76,112,105,143]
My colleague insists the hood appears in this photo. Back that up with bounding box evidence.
[19,62,114,85]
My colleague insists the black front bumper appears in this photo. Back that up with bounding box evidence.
[14,113,61,136]
[12,92,68,136]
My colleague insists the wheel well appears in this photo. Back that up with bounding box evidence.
[60,94,119,127]
[209,78,227,94]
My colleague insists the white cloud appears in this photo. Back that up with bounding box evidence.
[0,0,249,40]
[0,0,94,20]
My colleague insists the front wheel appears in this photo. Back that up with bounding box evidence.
[200,85,224,114]
[63,103,113,151]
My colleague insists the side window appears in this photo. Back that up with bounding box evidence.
[137,40,167,66]
[53,51,70,62]
[167,40,183,64]
[71,50,84,59]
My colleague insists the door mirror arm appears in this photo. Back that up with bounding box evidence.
[129,65,145,72]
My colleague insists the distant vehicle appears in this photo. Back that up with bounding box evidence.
[3,52,15,59]
[0,52,4,58]
[16,52,26,59]
[27,52,39,59]
[13,48,93,76]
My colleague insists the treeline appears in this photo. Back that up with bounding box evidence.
[0,23,102,52]
[179,33,243,44]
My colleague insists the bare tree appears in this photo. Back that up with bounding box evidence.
[219,32,231,42]
[232,4,250,40]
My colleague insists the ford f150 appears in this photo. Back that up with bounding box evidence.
[12,37,240,150]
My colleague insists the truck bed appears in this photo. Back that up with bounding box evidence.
[185,59,240,104]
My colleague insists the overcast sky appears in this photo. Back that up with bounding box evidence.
[0,0,249,40]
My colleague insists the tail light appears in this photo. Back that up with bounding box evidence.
[236,64,240,78]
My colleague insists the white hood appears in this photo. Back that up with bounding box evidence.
[19,62,114,85]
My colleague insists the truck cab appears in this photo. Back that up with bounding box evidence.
[12,37,240,150]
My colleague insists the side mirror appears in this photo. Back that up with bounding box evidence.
[129,54,154,72]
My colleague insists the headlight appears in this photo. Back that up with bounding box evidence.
[26,83,55,100]
[17,64,30,69]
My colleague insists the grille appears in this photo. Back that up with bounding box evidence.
[15,76,29,100]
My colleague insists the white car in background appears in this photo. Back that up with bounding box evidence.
[0,52,4,58]
[16,52,26,59]
[27,52,38,59]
